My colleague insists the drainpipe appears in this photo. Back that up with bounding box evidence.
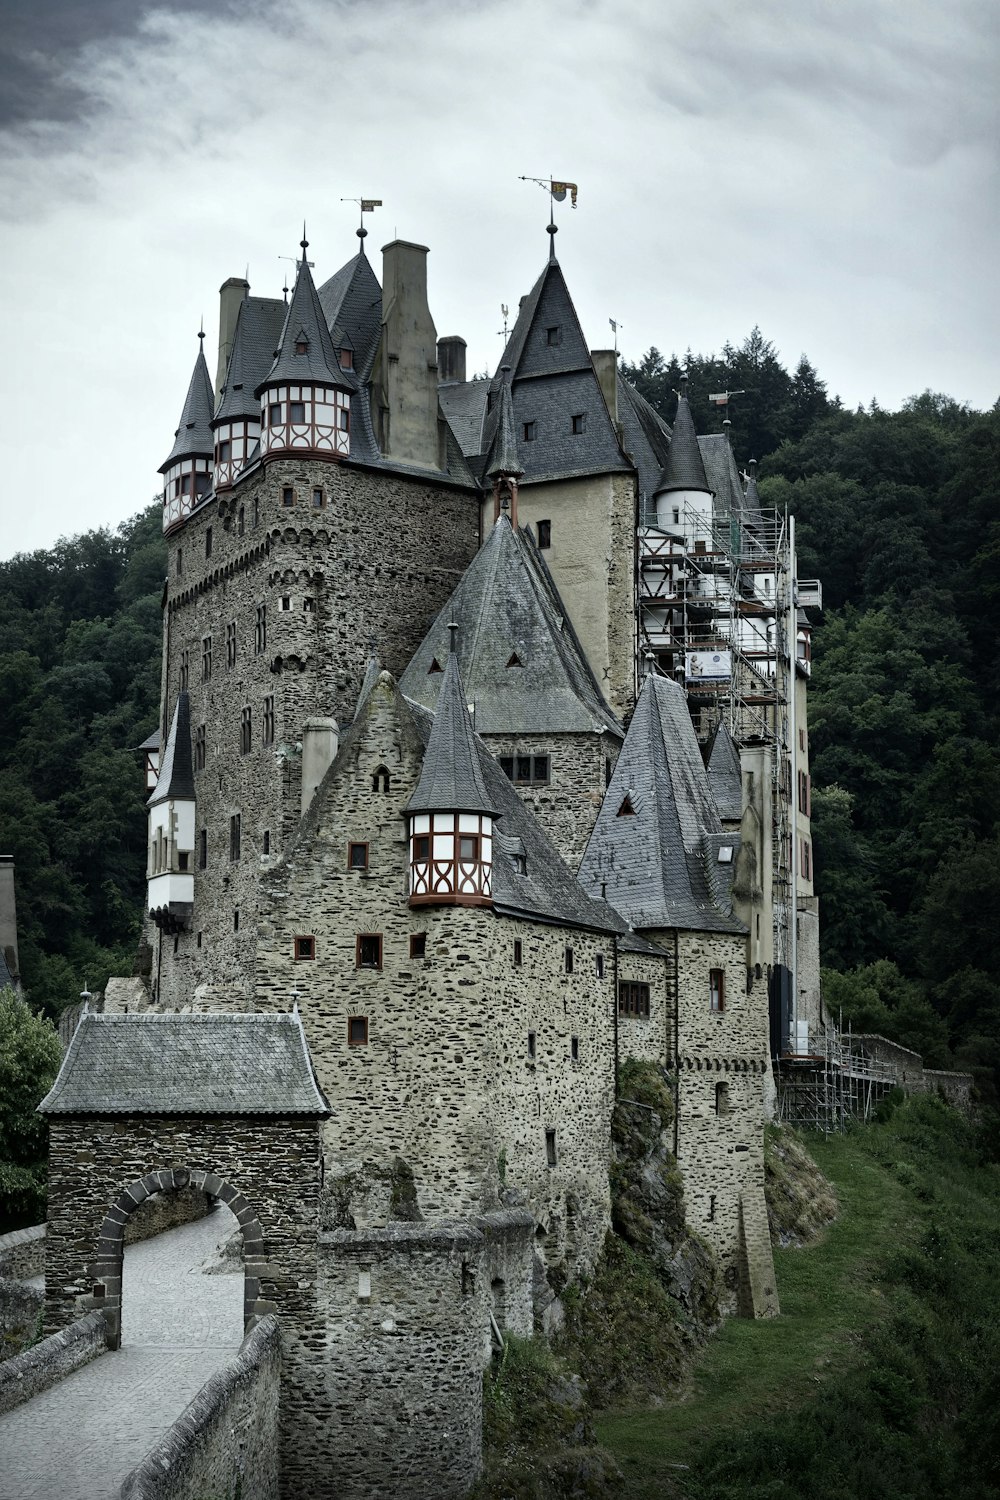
[787,512,798,1047]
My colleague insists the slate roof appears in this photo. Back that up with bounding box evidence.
[215,295,287,423]
[477,258,630,484]
[578,674,745,934]
[405,698,628,936]
[399,516,622,737]
[354,653,381,720]
[438,379,489,457]
[38,1011,330,1116]
[706,722,744,823]
[258,252,352,394]
[653,388,710,497]
[405,648,496,816]
[135,728,160,753]
[160,342,215,471]
[148,692,194,807]
[485,375,523,478]
[618,377,672,525]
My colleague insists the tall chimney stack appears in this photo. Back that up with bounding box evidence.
[376,241,441,471]
[437,336,467,385]
[216,277,250,399]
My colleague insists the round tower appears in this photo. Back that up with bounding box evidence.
[160,333,215,533]
[256,238,354,462]
[212,287,261,492]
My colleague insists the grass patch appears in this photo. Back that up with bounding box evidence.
[596,1097,1000,1498]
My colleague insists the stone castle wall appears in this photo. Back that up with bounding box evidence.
[616,944,677,1067]
[480,729,621,871]
[154,455,479,1008]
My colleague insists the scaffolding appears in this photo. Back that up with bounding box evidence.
[637,496,798,975]
[776,1028,898,1133]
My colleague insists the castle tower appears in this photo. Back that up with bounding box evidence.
[146,690,196,935]
[256,239,354,461]
[652,375,714,548]
[406,630,496,906]
[160,335,215,534]
[212,290,265,492]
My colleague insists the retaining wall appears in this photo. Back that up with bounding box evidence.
[0,1277,44,1356]
[0,1223,45,1281]
[119,1314,280,1500]
[854,1035,975,1113]
[0,1309,106,1415]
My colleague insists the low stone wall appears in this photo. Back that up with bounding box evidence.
[0,1277,44,1357]
[478,1208,535,1346]
[854,1035,974,1113]
[0,1223,46,1281]
[119,1314,280,1500]
[0,1309,106,1415]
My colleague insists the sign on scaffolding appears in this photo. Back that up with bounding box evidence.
[685,649,732,685]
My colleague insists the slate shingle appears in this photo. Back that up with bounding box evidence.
[160,343,215,470]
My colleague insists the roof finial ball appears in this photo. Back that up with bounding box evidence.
[357,225,368,243]
[300,221,309,257]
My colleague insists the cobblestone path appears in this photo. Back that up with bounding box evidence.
[0,1207,243,1500]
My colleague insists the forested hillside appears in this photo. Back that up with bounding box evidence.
[2,341,998,1108]
[628,338,1000,1106]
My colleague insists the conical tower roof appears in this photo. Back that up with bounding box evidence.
[148,692,195,807]
[160,340,214,472]
[578,675,743,933]
[706,721,743,823]
[653,381,711,497]
[485,372,523,479]
[257,243,351,394]
[405,641,495,816]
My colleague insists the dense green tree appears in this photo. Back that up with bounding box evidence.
[0,987,61,1230]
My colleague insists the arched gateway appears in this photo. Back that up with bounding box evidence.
[38,1010,329,1346]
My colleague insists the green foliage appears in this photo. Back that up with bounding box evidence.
[0,506,164,1017]
[821,961,950,1067]
[0,987,61,1229]
[598,1098,1000,1500]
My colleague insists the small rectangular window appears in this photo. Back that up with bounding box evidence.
[282,486,295,507]
[280,596,291,611]
[348,842,369,871]
[230,814,241,862]
[595,953,604,979]
[194,724,206,771]
[312,487,325,508]
[545,326,561,346]
[255,604,266,655]
[410,932,426,959]
[295,935,315,960]
[532,755,549,784]
[205,526,213,558]
[338,407,350,432]
[571,1035,579,1062]
[178,851,189,871]
[537,519,551,549]
[715,1081,730,1116]
[571,413,586,434]
[269,403,282,426]
[545,1128,557,1166]
[201,635,212,681]
[233,908,239,932]
[262,830,270,854]
[527,1030,536,1059]
[564,946,574,974]
[710,968,725,1013]
[303,597,316,612]
[198,828,207,869]
[240,705,252,755]
[515,755,532,783]
[499,756,514,780]
[348,1015,368,1046]
[356,933,382,970]
[176,548,183,576]
[458,834,479,861]
[513,939,523,966]
[413,833,430,861]
[227,620,237,668]
[179,649,189,690]
[262,695,275,747]
[289,401,305,423]
[617,982,650,1017]
[523,421,537,442]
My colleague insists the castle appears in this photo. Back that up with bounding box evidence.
[38,215,821,1498]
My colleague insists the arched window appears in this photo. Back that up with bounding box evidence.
[372,765,391,793]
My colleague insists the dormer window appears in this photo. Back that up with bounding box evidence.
[571,413,586,434]
[523,422,537,442]
[546,326,561,346]
[338,349,354,369]
[295,339,308,355]
[617,795,635,816]
[428,658,443,674]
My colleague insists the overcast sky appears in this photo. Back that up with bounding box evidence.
[0,0,997,560]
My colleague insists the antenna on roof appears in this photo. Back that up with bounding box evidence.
[341,198,382,252]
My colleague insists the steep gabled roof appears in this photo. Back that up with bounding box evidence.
[38,1012,330,1116]
[578,674,744,934]
[404,647,496,816]
[653,387,710,497]
[215,295,286,423]
[618,376,672,522]
[160,341,214,471]
[706,721,743,823]
[148,692,194,807]
[438,380,490,457]
[485,375,523,479]
[257,251,351,394]
[317,249,383,382]
[399,516,621,737]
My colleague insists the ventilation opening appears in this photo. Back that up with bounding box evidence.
[428,658,443,674]
[506,652,523,668]
[617,794,635,817]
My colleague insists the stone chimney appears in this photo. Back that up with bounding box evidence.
[301,719,339,816]
[591,350,619,427]
[437,336,467,385]
[376,241,441,470]
[0,855,20,988]
[216,277,250,399]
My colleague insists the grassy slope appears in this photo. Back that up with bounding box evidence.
[595,1100,1000,1499]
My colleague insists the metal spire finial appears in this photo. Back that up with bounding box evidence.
[197,317,205,343]
[300,221,309,257]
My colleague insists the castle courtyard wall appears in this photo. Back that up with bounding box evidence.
[480,729,621,871]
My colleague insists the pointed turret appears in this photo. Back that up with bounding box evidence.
[257,237,354,462]
[579,674,743,934]
[653,378,713,547]
[160,337,215,533]
[405,629,496,907]
[706,721,744,825]
[146,692,196,934]
[485,369,523,524]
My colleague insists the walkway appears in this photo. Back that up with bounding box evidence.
[0,1207,243,1500]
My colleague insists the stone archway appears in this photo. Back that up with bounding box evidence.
[91,1165,265,1350]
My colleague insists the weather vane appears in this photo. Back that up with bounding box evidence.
[341,197,383,247]
[609,317,622,356]
[519,175,579,257]
[498,304,510,341]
